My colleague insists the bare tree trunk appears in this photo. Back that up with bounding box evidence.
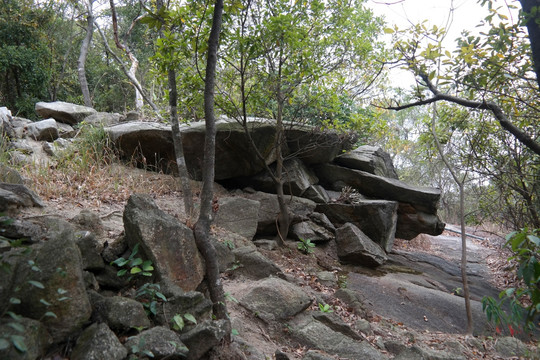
[168,68,194,216]
[78,0,94,107]
[275,96,289,245]
[431,106,473,334]
[193,0,229,324]
[109,0,143,110]
[94,22,162,119]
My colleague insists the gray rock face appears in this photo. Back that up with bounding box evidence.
[106,119,279,180]
[335,145,399,179]
[316,200,397,252]
[243,191,316,235]
[125,326,188,359]
[232,246,283,279]
[315,163,441,213]
[10,229,92,342]
[92,295,151,331]
[495,336,532,358]
[71,323,127,360]
[26,119,59,141]
[291,220,334,243]
[335,223,388,267]
[302,184,330,203]
[83,112,121,127]
[35,101,96,125]
[0,317,52,360]
[397,202,446,240]
[284,126,357,164]
[214,197,260,240]
[239,277,312,321]
[123,194,205,291]
[75,231,105,271]
[180,320,229,360]
[0,183,44,211]
[249,158,319,196]
[291,315,384,360]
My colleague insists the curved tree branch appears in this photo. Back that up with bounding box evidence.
[384,74,540,156]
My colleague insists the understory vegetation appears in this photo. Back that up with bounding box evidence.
[1,0,539,336]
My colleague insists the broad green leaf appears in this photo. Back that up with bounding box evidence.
[28,281,44,289]
[7,322,25,333]
[117,269,128,277]
[9,297,21,305]
[130,267,142,274]
[10,335,27,353]
[44,312,57,318]
[39,299,51,306]
[184,313,197,324]
[130,258,143,267]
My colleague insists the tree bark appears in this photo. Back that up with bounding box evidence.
[94,22,162,119]
[168,69,194,216]
[519,0,540,89]
[109,0,143,110]
[430,105,473,334]
[78,0,94,107]
[193,0,228,324]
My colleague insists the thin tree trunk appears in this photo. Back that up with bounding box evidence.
[78,0,94,107]
[193,0,228,324]
[168,68,194,216]
[431,107,473,334]
[275,97,289,245]
[94,22,162,119]
[109,0,143,110]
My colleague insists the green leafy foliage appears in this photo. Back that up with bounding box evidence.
[482,228,540,334]
[171,313,197,332]
[297,238,316,254]
[111,244,154,280]
[318,303,334,313]
[135,283,167,317]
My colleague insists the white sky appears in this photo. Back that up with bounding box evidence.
[366,0,521,86]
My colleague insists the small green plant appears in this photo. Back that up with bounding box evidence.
[128,336,154,359]
[170,313,197,331]
[482,227,540,335]
[318,303,334,313]
[135,283,167,317]
[297,238,315,254]
[111,244,154,280]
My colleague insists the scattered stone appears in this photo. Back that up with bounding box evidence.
[124,326,188,359]
[495,336,532,358]
[83,112,121,127]
[0,183,45,211]
[302,184,331,203]
[26,119,58,141]
[240,277,312,322]
[316,200,397,252]
[91,295,151,331]
[335,223,388,267]
[291,220,333,243]
[316,271,337,287]
[71,323,127,360]
[334,288,367,317]
[94,265,130,290]
[123,194,205,291]
[232,246,283,280]
[214,196,260,240]
[180,320,229,360]
[10,229,92,342]
[253,239,278,250]
[334,145,399,179]
[312,311,362,340]
[290,314,384,360]
[35,101,96,125]
[74,231,105,271]
[0,164,24,184]
[0,317,52,360]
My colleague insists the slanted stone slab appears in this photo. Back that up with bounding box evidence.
[314,163,441,213]
[35,101,96,125]
[335,145,399,179]
[284,125,357,164]
[243,191,316,236]
[124,326,188,359]
[335,223,387,267]
[27,118,59,141]
[291,220,334,243]
[232,246,283,279]
[71,323,127,360]
[397,202,446,240]
[290,314,384,360]
[214,197,260,240]
[123,194,205,291]
[239,277,312,322]
[248,158,318,196]
[316,200,397,252]
[0,183,45,211]
[106,119,278,180]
